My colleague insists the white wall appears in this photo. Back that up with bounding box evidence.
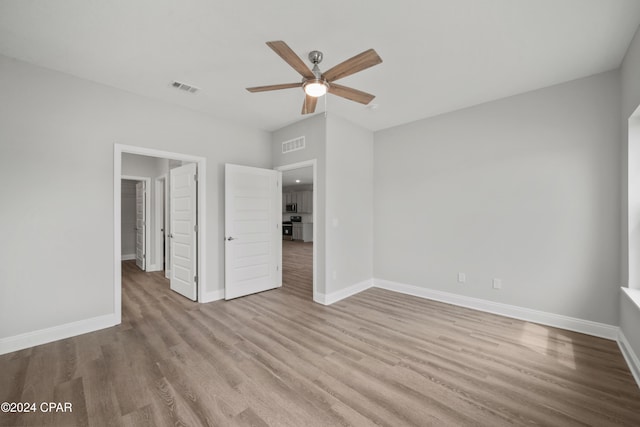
[0,55,271,340]
[272,115,327,293]
[374,70,621,325]
[325,114,374,294]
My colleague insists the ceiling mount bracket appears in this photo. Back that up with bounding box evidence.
[308,50,323,65]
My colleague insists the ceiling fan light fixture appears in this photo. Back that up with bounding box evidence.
[303,79,328,97]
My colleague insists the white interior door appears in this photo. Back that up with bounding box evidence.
[170,163,198,301]
[135,181,146,270]
[225,164,281,300]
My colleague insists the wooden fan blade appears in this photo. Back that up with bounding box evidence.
[266,41,315,79]
[328,83,375,105]
[246,83,301,92]
[302,95,318,115]
[322,49,382,82]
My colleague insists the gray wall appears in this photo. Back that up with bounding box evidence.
[620,291,640,371]
[325,114,374,294]
[0,54,271,339]
[374,70,621,325]
[622,27,640,121]
[272,114,374,298]
[272,115,327,294]
[121,153,169,268]
[620,26,640,361]
[121,180,137,257]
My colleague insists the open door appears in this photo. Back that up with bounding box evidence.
[225,164,282,299]
[135,181,146,270]
[169,163,198,301]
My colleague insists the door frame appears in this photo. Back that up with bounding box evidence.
[275,159,318,302]
[121,176,151,269]
[114,144,207,324]
[154,174,168,275]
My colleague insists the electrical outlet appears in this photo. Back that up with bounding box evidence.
[493,278,502,289]
[458,273,466,283]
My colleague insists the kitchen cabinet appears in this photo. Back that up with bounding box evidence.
[292,223,313,242]
[300,191,312,213]
[282,190,313,213]
[302,223,312,242]
[292,223,302,241]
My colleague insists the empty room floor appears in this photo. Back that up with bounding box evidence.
[282,239,313,300]
[1,260,640,426]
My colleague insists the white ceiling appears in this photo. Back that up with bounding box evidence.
[0,1,639,132]
[282,167,313,187]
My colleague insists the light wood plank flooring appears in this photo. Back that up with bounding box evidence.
[281,240,313,300]
[1,245,640,426]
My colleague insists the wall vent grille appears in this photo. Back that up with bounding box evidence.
[171,81,200,93]
[282,136,305,153]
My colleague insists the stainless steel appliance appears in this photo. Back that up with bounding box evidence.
[285,203,297,213]
[282,216,301,240]
[282,221,293,240]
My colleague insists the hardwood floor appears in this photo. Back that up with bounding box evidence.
[1,251,640,426]
[281,240,313,300]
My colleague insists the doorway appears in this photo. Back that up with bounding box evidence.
[276,160,317,301]
[154,175,168,276]
[113,144,207,324]
[120,176,151,271]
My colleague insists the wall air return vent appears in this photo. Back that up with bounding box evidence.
[171,81,200,93]
[282,136,305,154]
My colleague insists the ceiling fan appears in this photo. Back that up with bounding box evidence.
[246,41,382,115]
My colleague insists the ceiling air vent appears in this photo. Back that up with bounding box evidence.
[282,136,305,154]
[171,81,199,94]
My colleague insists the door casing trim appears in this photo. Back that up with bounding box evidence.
[275,159,318,302]
[114,144,207,324]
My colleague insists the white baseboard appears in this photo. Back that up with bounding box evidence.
[145,264,162,272]
[0,313,118,355]
[201,289,224,303]
[315,279,373,305]
[121,253,136,261]
[373,278,619,340]
[618,330,640,389]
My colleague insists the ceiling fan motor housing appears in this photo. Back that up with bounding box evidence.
[308,50,323,65]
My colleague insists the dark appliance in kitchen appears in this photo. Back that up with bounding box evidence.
[282,215,301,240]
[285,203,297,213]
